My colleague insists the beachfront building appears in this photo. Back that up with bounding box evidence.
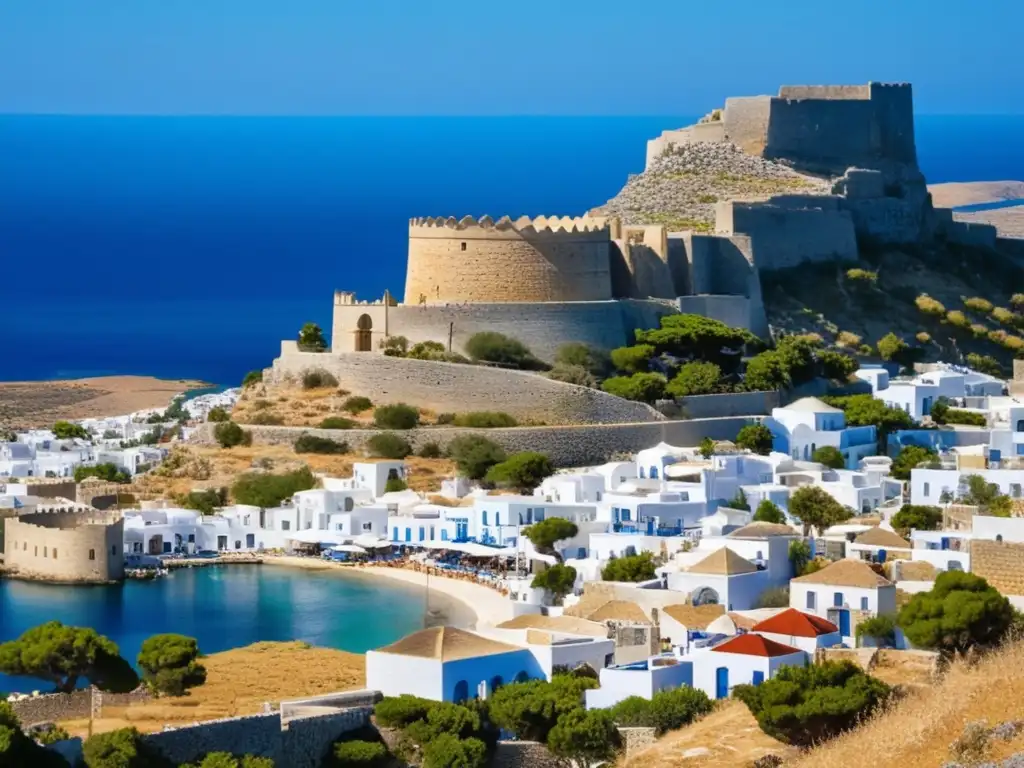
[122,506,282,555]
[764,397,877,469]
[287,487,379,532]
[365,627,543,702]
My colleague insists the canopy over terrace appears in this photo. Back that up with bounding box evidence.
[405,540,517,557]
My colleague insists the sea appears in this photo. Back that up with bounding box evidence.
[2,113,1024,387]
[0,565,434,693]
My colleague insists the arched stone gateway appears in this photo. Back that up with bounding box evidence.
[355,314,373,352]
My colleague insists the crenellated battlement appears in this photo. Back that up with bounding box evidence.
[409,214,609,236]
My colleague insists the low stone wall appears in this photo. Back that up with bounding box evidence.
[267,348,664,425]
[491,740,563,768]
[677,390,778,418]
[193,416,755,468]
[142,706,372,768]
[8,688,93,726]
[618,726,659,756]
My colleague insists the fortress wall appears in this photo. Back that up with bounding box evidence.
[722,96,773,156]
[193,417,756,468]
[843,196,931,244]
[337,299,675,363]
[617,225,677,299]
[676,295,768,338]
[404,219,612,304]
[719,198,859,269]
[778,85,872,99]
[3,513,124,583]
[868,82,918,165]
[268,348,664,425]
[644,123,726,169]
[674,390,779,418]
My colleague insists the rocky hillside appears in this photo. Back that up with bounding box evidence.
[590,141,831,232]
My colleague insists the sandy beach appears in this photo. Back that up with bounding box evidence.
[0,375,209,428]
[263,555,516,628]
[928,180,1024,208]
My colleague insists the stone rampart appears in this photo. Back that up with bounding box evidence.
[405,215,612,304]
[268,349,664,425]
[142,706,372,768]
[332,297,675,363]
[717,196,859,269]
[193,417,755,468]
[3,511,124,583]
[618,726,659,756]
[491,740,563,768]
[8,689,94,726]
[676,390,779,418]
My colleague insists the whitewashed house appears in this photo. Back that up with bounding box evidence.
[910,467,1024,506]
[584,655,693,709]
[789,559,896,641]
[764,397,878,468]
[665,547,769,611]
[845,527,912,563]
[324,461,408,498]
[749,608,842,654]
[685,633,807,700]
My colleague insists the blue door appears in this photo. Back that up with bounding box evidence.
[839,609,851,637]
[456,520,468,540]
[877,548,887,563]
[752,671,764,686]
[646,519,655,535]
[405,528,412,542]
[715,667,729,699]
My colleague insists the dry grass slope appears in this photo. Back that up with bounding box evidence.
[59,641,365,739]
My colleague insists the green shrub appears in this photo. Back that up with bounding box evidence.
[812,445,846,469]
[342,396,373,414]
[421,734,487,768]
[74,463,130,484]
[374,695,435,728]
[435,413,456,425]
[964,297,994,314]
[373,403,420,430]
[601,372,667,403]
[836,331,862,348]
[608,687,713,734]
[214,421,251,449]
[554,342,611,377]
[446,435,506,479]
[1012,293,1024,310]
[531,563,577,603]
[890,446,938,481]
[666,361,723,397]
[464,332,544,370]
[601,552,656,582]
[484,452,554,492]
[736,423,773,455]
[452,412,518,428]
[966,353,1003,376]
[753,499,785,524]
[231,467,316,508]
[408,341,448,360]
[992,306,1016,326]
[207,407,230,423]
[366,432,413,460]
[417,442,443,459]
[743,351,791,391]
[756,586,790,608]
[943,408,987,426]
[970,323,989,338]
[523,518,579,556]
[82,727,171,768]
[609,344,655,374]
[379,336,409,357]
[294,435,349,454]
[546,364,598,388]
[384,476,408,493]
[53,420,90,440]
[734,660,891,746]
[877,332,908,361]
[241,370,263,388]
[845,268,878,284]
[915,331,931,344]
[137,634,206,697]
[320,416,356,430]
[818,349,858,380]
[302,368,338,389]
[488,676,598,742]
[915,294,946,316]
[855,615,897,647]
[328,740,389,768]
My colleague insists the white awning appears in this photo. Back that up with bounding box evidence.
[354,534,394,549]
[288,530,348,545]
[330,544,368,554]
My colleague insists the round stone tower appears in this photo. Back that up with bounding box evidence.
[404,215,613,304]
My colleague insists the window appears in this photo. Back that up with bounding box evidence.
[460,242,467,251]
[52,549,58,559]
[923,483,930,498]
[362,522,373,531]
[453,680,469,702]
[1012,484,1022,499]
[89,549,96,561]
[282,521,291,531]
[1017,419,1024,433]
[442,529,449,541]
[43,547,48,557]
[482,510,488,526]
[419,526,425,541]
[111,545,118,556]
[860,597,869,610]
[495,511,500,526]
[34,546,38,556]
[806,591,816,611]
[833,592,844,607]
[392,527,399,541]
[188,534,195,543]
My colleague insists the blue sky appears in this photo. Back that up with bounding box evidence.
[1,0,1019,115]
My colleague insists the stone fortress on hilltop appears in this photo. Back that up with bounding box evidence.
[318,82,1013,363]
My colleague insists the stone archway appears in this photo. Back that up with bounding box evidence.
[355,314,372,352]
[692,586,720,606]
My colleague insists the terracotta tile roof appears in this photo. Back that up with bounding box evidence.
[751,608,838,637]
[727,612,760,631]
[583,600,651,624]
[687,547,759,575]
[494,614,608,638]
[711,633,803,657]
[661,603,726,629]
[792,559,894,589]
[728,522,800,539]
[853,527,911,548]
[374,626,521,661]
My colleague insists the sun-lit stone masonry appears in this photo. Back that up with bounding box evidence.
[3,509,124,583]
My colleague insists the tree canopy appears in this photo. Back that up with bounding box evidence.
[753,499,786,524]
[742,350,792,392]
[488,675,598,743]
[182,754,274,768]
[666,361,724,397]
[137,634,207,696]
[484,452,554,493]
[231,467,316,508]
[74,462,131,484]
[824,394,916,436]
[523,518,579,559]
[890,445,938,480]
[546,708,620,768]
[890,504,943,537]
[81,726,171,768]
[554,343,610,378]
[736,423,774,455]
[788,486,851,536]
[957,474,1014,517]
[812,445,847,469]
[0,700,70,767]
[213,421,251,449]
[609,344,654,375]
[897,571,1015,655]
[53,420,90,440]
[601,552,657,583]
[297,322,327,352]
[600,372,667,403]
[531,564,577,604]
[634,314,752,369]
[607,687,713,734]
[0,621,138,693]
[446,435,507,480]
[734,660,891,746]
[464,332,543,370]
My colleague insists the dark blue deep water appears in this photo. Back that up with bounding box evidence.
[0,565,428,692]
[2,114,1024,385]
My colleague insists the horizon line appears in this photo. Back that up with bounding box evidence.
[3,111,1024,119]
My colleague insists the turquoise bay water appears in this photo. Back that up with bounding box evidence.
[0,565,428,692]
